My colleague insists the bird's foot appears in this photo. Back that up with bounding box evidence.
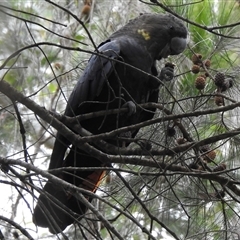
[122,101,136,116]
[159,63,175,81]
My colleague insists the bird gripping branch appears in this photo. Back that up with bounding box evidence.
[33,13,188,234]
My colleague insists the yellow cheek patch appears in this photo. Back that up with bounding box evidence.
[137,29,151,40]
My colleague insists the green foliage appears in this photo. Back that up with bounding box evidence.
[1,0,240,240]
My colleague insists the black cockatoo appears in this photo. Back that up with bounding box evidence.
[33,13,188,233]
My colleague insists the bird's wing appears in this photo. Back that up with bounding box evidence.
[48,40,121,170]
[65,40,121,116]
[33,41,122,231]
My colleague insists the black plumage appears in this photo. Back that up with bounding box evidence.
[33,13,188,233]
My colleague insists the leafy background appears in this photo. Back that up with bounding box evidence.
[1,0,240,239]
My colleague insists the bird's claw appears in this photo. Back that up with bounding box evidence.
[159,66,174,81]
[122,101,136,116]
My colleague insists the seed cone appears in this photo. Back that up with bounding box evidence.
[214,95,224,106]
[213,163,227,172]
[204,59,211,68]
[192,53,202,65]
[203,150,216,162]
[214,72,225,88]
[192,65,200,74]
[195,76,206,90]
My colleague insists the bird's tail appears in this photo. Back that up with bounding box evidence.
[33,147,105,234]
